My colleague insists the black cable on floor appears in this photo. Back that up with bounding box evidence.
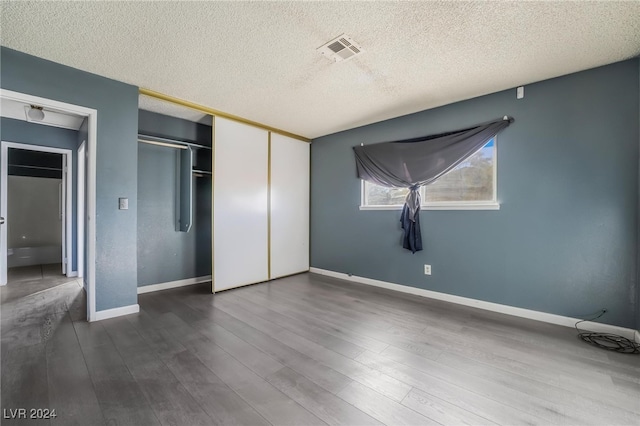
[575,309,640,354]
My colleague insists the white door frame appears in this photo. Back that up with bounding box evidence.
[61,153,68,275]
[77,140,86,281]
[0,89,98,321]
[1,142,72,279]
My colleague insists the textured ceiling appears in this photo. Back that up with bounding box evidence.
[1,1,639,138]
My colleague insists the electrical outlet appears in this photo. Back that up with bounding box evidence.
[424,264,431,275]
[119,197,129,210]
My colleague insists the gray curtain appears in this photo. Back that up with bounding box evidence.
[354,117,513,252]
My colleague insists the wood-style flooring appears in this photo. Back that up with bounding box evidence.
[1,272,639,425]
[7,263,64,284]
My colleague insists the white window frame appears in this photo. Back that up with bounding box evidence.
[360,137,500,211]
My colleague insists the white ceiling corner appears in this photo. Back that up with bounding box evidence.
[1,1,639,138]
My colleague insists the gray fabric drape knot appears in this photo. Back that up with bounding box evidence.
[354,116,513,253]
[406,185,421,222]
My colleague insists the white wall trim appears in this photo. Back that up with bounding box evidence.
[137,275,212,294]
[309,267,638,340]
[77,140,86,279]
[94,304,140,321]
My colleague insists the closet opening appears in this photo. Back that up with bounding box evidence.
[136,94,212,293]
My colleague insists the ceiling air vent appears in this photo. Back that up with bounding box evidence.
[317,34,363,63]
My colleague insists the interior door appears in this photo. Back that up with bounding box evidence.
[270,134,310,278]
[213,117,269,292]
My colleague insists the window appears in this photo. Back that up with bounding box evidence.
[361,138,498,210]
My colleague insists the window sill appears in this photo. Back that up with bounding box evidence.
[360,202,500,211]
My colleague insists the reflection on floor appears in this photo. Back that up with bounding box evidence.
[2,263,82,308]
[1,263,85,424]
[8,263,65,284]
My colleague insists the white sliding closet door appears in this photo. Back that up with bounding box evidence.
[214,117,269,291]
[270,134,310,278]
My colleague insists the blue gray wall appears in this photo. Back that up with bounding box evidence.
[1,117,79,271]
[311,59,640,329]
[1,47,139,311]
[137,110,212,286]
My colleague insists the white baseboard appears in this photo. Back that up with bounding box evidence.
[309,267,638,340]
[67,271,78,278]
[138,275,212,294]
[94,304,139,321]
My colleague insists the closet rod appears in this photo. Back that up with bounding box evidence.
[138,138,187,150]
[138,134,212,150]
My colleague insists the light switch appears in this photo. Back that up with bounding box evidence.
[119,198,129,210]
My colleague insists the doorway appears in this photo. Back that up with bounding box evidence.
[4,146,68,283]
[2,143,72,281]
[0,89,98,321]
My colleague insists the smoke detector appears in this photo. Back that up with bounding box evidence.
[317,34,363,63]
